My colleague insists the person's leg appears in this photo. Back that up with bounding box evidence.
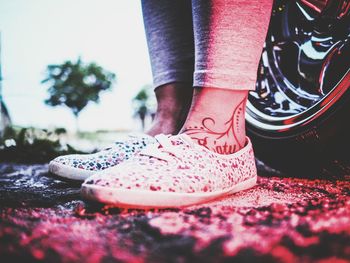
[181,0,273,153]
[81,0,274,207]
[141,0,195,136]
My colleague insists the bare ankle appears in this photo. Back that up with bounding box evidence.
[146,82,193,136]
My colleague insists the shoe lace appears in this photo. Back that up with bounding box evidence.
[139,134,189,162]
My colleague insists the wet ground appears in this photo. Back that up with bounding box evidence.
[0,162,350,263]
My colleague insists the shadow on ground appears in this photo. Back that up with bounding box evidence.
[0,162,349,262]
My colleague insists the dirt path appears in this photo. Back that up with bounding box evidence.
[0,163,349,262]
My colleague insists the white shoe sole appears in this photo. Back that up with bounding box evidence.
[81,176,257,208]
[49,161,95,181]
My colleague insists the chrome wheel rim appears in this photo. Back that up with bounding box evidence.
[247,0,350,132]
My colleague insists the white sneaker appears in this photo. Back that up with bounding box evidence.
[49,134,156,181]
[81,134,257,208]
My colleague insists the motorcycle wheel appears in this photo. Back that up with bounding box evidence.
[246,0,350,177]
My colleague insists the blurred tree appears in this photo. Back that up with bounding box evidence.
[132,85,156,131]
[42,58,116,132]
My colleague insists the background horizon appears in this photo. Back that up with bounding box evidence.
[0,0,154,132]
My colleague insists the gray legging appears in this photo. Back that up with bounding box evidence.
[141,0,273,91]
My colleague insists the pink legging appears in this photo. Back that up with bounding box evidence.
[142,0,273,91]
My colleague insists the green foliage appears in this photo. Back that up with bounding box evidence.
[133,85,155,113]
[42,58,116,117]
[0,127,85,163]
[132,85,156,130]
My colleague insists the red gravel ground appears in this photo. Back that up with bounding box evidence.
[0,162,349,262]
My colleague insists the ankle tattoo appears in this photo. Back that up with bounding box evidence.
[183,96,247,154]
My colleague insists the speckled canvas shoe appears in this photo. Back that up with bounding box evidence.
[49,134,156,181]
[81,134,257,208]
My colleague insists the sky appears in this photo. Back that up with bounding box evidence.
[0,0,153,132]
